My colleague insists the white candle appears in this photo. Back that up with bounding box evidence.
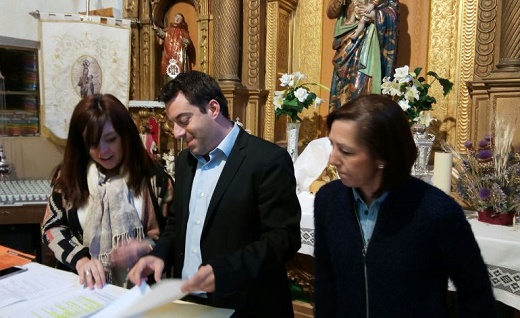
[432,152,453,194]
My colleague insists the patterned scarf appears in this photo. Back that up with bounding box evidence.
[83,162,144,286]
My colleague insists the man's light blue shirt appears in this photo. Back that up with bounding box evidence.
[352,188,388,246]
[182,123,240,281]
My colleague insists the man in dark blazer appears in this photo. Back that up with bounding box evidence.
[128,71,302,317]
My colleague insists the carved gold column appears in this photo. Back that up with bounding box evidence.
[496,1,520,70]
[265,0,298,142]
[138,25,157,100]
[214,0,241,82]
[213,0,249,128]
[123,0,158,100]
[124,0,139,99]
[241,0,268,136]
[196,1,212,75]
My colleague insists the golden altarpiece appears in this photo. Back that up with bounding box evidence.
[122,0,329,155]
[119,0,520,310]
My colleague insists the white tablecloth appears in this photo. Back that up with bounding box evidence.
[466,214,520,310]
[298,191,315,256]
[297,193,520,310]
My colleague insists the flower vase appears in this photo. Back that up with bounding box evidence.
[477,209,516,226]
[286,122,301,163]
[411,123,435,177]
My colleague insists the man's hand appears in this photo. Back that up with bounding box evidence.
[181,264,215,293]
[127,255,165,286]
[110,239,152,269]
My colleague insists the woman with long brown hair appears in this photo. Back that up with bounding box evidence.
[42,94,174,289]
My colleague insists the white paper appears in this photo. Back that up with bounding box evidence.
[0,264,234,317]
[116,279,185,318]
[90,283,151,318]
[89,279,186,318]
[0,284,127,318]
[0,263,74,308]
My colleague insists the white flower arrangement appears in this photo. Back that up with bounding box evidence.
[381,65,453,127]
[274,72,328,123]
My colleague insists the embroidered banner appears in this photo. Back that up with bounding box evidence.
[40,14,131,139]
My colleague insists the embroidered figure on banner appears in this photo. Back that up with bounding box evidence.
[73,56,101,98]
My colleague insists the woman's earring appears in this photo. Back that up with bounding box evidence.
[378,163,385,169]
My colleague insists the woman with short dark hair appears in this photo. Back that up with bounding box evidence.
[314,94,496,317]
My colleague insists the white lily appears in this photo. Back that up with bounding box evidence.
[273,91,284,109]
[398,99,411,111]
[313,97,324,108]
[415,111,435,126]
[404,85,420,101]
[292,72,305,87]
[381,78,402,96]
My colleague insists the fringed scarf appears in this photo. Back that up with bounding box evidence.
[83,162,144,287]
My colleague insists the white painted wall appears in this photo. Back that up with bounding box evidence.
[0,0,123,42]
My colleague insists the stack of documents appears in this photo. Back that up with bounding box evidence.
[0,262,234,317]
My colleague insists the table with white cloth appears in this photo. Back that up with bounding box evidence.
[296,193,520,310]
[298,191,316,256]
[464,212,520,310]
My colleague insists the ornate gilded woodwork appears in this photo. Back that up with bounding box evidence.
[127,0,273,145]
[467,0,520,149]
[496,1,520,70]
[214,0,241,82]
[294,0,323,145]
[125,0,208,154]
[428,0,461,150]
[474,0,497,79]
[123,0,139,18]
[242,1,268,137]
[125,0,514,157]
[128,0,210,99]
[265,0,298,142]
[453,0,479,152]
[243,1,265,89]
[129,104,171,155]
[427,0,499,154]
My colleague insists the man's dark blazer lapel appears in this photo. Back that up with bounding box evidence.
[202,129,248,235]
[179,153,197,237]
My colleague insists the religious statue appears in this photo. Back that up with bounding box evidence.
[348,0,386,40]
[77,59,94,98]
[154,13,196,79]
[139,120,158,158]
[327,0,399,108]
[162,149,175,179]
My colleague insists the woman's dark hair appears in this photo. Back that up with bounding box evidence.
[158,70,230,119]
[326,94,417,196]
[53,93,155,209]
